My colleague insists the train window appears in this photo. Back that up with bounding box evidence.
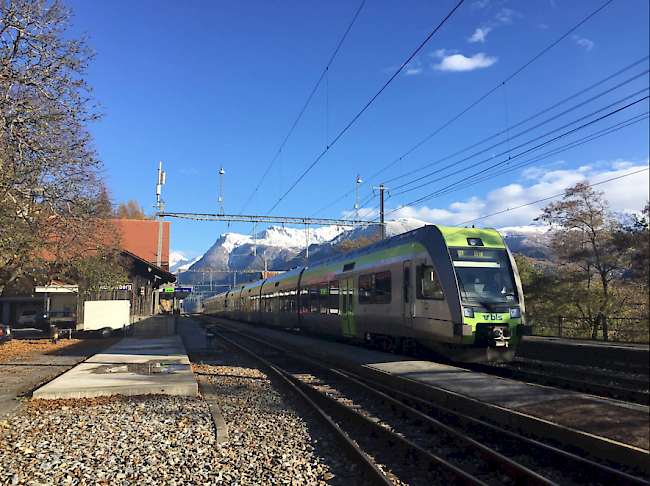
[310,284,319,313]
[290,288,297,312]
[343,262,355,272]
[300,286,308,312]
[319,282,328,314]
[417,265,444,300]
[359,274,372,304]
[375,271,391,304]
[329,280,339,314]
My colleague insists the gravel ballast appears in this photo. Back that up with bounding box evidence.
[0,319,370,485]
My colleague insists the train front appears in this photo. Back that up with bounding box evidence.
[453,240,532,361]
[424,226,532,363]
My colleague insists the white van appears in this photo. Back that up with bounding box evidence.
[18,309,38,326]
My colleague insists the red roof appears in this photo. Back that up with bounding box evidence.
[112,220,170,270]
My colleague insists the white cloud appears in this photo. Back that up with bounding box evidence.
[612,159,634,170]
[433,52,497,72]
[471,0,490,10]
[572,35,594,51]
[404,57,422,76]
[468,27,492,43]
[384,162,650,228]
[496,8,516,24]
[431,49,456,58]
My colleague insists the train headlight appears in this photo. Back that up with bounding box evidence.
[509,307,521,319]
[463,307,474,319]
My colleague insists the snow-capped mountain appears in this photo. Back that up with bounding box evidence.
[169,251,187,269]
[613,209,646,229]
[169,253,203,274]
[176,210,644,287]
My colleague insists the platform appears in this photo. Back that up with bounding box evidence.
[32,335,198,399]
[516,335,650,372]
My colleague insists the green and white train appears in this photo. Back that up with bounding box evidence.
[202,225,532,362]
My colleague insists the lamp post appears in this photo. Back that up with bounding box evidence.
[355,174,362,222]
[219,165,225,216]
[155,162,166,315]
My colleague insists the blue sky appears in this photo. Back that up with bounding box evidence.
[65,0,649,258]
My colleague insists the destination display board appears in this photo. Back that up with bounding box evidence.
[452,248,505,261]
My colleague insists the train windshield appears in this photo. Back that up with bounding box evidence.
[450,248,519,305]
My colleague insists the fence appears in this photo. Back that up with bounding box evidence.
[529,315,650,343]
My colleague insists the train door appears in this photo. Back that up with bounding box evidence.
[340,276,356,336]
[402,262,413,328]
[273,294,280,326]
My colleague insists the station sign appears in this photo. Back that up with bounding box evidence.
[99,283,133,291]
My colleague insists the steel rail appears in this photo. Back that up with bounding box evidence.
[346,366,649,486]
[197,316,649,485]
[195,318,494,485]
[199,319,567,486]
[191,318,393,486]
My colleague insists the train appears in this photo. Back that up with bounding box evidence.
[202,224,532,363]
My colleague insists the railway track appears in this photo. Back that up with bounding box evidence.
[465,360,649,406]
[194,316,649,486]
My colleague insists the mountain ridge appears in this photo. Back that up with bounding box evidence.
[176,210,643,286]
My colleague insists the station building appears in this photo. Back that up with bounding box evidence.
[0,220,176,326]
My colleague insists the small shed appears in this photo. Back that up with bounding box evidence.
[35,251,176,325]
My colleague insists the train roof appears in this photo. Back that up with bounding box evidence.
[207,225,506,300]
[435,225,504,248]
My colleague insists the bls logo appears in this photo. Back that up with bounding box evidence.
[483,314,503,321]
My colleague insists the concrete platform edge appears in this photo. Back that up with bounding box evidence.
[197,374,229,444]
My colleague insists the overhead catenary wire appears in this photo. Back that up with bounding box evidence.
[390,90,649,197]
[317,58,650,219]
[263,0,465,217]
[353,63,650,217]
[238,0,368,216]
[380,111,649,217]
[359,88,649,220]
[311,0,620,219]
[390,70,649,192]
[452,167,650,227]
[417,114,649,202]
[361,105,649,224]
[352,79,648,217]
[383,96,650,215]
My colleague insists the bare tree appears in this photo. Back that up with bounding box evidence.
[537,182,634,339]
[0,0,123,294]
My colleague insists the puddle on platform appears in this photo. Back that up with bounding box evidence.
[92,359,186,375]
